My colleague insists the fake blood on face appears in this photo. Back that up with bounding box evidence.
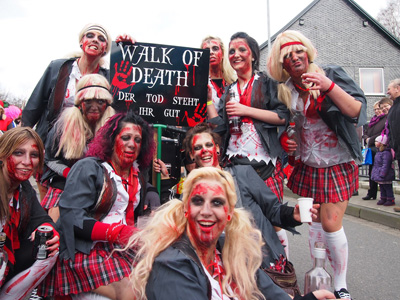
[186,180,229,250]
[5,140,39,184]
[191,133,219,168]
[111,123,142,172]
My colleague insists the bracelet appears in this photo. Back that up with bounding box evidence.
[207,100,213,106]
[324,81,335,94]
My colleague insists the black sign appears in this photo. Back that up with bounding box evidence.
[110,42,210,127]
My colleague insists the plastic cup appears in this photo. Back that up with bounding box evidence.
[298,197,313,222]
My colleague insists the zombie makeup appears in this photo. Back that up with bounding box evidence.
[81,99,107,124]
[191,133,219,168]
[282,49,309,79]
[5,140,39,183]
[81,31,107,57]
[202,40,223,68]
[228,38,253,76]
[186,179,229,249]
[111,123,142,170]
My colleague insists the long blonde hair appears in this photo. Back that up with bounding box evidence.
[129,167,265,300]
[0,127,44,221]
[54,74,114,159]
[201,36,237,85]
[267,30,325,109]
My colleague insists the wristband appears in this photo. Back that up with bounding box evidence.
[324,81,335,94]
[207,100,213,106]
[62,167,71,178]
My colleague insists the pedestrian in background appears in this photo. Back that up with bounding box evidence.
[362,99,391,200]
[372,135,396,206]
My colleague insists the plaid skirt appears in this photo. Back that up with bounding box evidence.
[38,242,135,297]
[40,186,63,209]
[287,161,359,203]
[265,160,284,203]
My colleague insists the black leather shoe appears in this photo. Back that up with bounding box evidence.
[362,195,376,200]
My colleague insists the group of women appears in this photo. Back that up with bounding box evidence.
[0,20,366,300]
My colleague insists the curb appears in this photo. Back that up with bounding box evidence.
[345,204,400,230]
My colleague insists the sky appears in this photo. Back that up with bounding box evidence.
[0,0,386,101]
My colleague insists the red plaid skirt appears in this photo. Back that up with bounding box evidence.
[38,242,135,296]
[265,160,284,203]
[40,186,63,209]
[287,161,359,203]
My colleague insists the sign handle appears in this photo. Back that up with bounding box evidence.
[153,124,167,195]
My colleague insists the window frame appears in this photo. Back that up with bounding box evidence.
[359,68,385,96]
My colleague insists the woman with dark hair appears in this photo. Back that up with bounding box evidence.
[210,32,291,258]
[0,127,59,299]
[40,111,155,299]
[212,32,289,202]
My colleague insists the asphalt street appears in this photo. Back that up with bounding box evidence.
[285,196,400,300]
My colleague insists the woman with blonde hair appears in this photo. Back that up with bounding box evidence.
[40,73,115,222]
[129,167,334,300]
[267,30,367,299]
[201,36,236,115]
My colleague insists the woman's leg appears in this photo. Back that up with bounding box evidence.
[92,277,134,300]
[320,201,349,292]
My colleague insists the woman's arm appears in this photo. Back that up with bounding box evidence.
[226,101,286,125]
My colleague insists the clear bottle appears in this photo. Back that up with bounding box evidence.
[0,232,8,285]
[228,89,242,135]
[304,244,332,294]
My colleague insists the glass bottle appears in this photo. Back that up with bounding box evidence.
[0,232,8,285]
[228,89,242,135]
[304,244,332,294]
[286,121,298,165]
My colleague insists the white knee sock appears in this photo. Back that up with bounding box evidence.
[324,227,348,291]
[276,228,289,260]
[308,222,326,260]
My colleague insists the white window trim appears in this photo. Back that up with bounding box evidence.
[359,68,385,96]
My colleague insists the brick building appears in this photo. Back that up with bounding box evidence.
[259,0,400,118]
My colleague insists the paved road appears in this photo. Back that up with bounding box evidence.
[285,198,400,300]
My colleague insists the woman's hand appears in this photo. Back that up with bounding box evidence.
[312,289,337,299]
[46,234,60,257]
[153,158,170,179]
[226,101,247,117]
[115,34,136,44]
[301,72,332,92]
[293,203,320,223]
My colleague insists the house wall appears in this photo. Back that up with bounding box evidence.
[259,0,400,118]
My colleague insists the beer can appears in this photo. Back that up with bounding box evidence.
[33,225,53,260]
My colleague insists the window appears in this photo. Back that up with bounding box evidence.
[359,68,384,95]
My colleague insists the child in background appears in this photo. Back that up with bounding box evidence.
[371,135,396,206]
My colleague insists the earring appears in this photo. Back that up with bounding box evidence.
[80,44,83,48]
[227,215,231,221]
[252,58,255,61]
[217,151,220,155]
[184,211,188,218]
[0,161,3,166]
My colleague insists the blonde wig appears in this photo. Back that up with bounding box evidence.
[201,36,237,85]
[54,74,114,160]
[267,30,325,109]
[129,167,265,300]
[0,127,44,221]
